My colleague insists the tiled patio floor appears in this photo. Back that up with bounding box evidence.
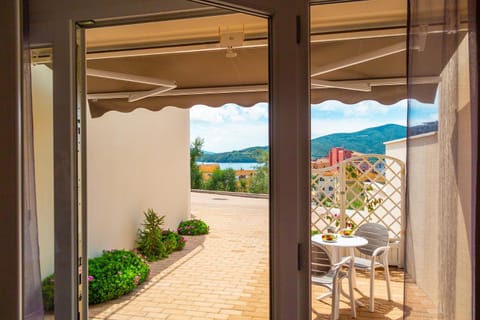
[84,192,439,320]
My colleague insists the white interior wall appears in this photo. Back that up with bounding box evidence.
[32,63,191,275]
[87,107,190,258]
[32,65,55,279]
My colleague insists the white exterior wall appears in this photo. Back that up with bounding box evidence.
[87,107,190,258]
[384,138,407,163]
[32,65,55,279]
[32,65,191,275]
[386,133,440,306]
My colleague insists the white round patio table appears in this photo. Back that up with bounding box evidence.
[311,234,368,263]
[311,234,368,306]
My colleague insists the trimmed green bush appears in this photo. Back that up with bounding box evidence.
[41,249,150,310]
[88,249,149,304]
[162,235,177,254]
[136,209,168,261]
[177,219,209,235]
[162,230,186,251]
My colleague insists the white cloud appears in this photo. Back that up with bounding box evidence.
[190,103,268,125]
[190,106,224,123]
[190,103,269,152]
[311,100,345,111]
[191,121,268,152]
[190,99,414,152]
[313,100,407,118]
[310,100,408,138]
[245,103,268,120]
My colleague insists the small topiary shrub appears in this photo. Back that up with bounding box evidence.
[41,249,150,310]
[177,219,209,235]
[41,274,55,311]
[136,209,168,261]
[162,230,186,251]
[88,249,150,304]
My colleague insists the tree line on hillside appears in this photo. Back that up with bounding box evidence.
[198,124,414,161]
[190,137,269,194]
[198,145,268,163]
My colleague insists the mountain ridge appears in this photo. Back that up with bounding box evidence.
[310,123,407,158]
[199,123,410,162]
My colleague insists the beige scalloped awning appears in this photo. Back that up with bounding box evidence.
[85,1,443,118]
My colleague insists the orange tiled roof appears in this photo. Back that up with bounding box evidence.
[199,164,220,173]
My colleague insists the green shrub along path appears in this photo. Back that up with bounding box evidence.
[177,219,209,235]
[42,209,188,311]
[42,249,150,310]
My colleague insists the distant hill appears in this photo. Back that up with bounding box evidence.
[310,124,407,158]
[199,146,268,163]
[199,124,411,162]
[408,121,438,136]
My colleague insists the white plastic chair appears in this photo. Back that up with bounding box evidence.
[312,243,356,319]
[352,223,391,312]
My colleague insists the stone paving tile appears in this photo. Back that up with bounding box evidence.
[82,192,440,320]
[88,193,269,320]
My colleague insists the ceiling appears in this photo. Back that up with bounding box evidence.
[84,0,444,118]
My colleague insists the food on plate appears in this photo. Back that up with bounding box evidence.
[339,229,353,237]
[321,233,337,241]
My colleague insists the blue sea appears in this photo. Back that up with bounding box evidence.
[197,162,259,170]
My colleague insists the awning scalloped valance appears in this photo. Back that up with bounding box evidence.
[88,84,438,118]
[86,18,447,117]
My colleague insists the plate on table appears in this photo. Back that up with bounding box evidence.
[339,229,354,238]
[321,234,338,242]
[323,239,338,243]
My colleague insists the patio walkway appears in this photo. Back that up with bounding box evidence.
[89,192,269,320]
[87,192,439,320]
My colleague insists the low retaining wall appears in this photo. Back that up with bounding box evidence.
[191,189,269,199]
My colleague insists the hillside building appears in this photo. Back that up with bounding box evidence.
[329,147,353,166]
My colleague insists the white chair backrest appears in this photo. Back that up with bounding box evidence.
[311,243,332,276]
[354,223,389,256]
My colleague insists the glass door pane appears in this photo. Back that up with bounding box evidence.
[310,1,410,318]
[83,7,271,319]
[406,0,473,318]
[31,47,55,319]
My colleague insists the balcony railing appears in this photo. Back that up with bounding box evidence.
[311,154,405,266]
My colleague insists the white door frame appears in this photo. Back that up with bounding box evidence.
[0,0,22,318]
[27,0,311,319]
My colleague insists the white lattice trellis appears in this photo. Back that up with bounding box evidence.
[311,154,405,266]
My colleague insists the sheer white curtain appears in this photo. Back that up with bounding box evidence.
[23,1,44,317]
[406,0,476,318]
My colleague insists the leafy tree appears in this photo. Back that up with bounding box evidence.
[248,150,269,194]
[207,168,237,191]
[238,178,248,192]
[190,137,204,189]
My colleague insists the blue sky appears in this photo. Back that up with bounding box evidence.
[190,99,438,153]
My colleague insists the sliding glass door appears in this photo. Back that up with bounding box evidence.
[27,0,311,319]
